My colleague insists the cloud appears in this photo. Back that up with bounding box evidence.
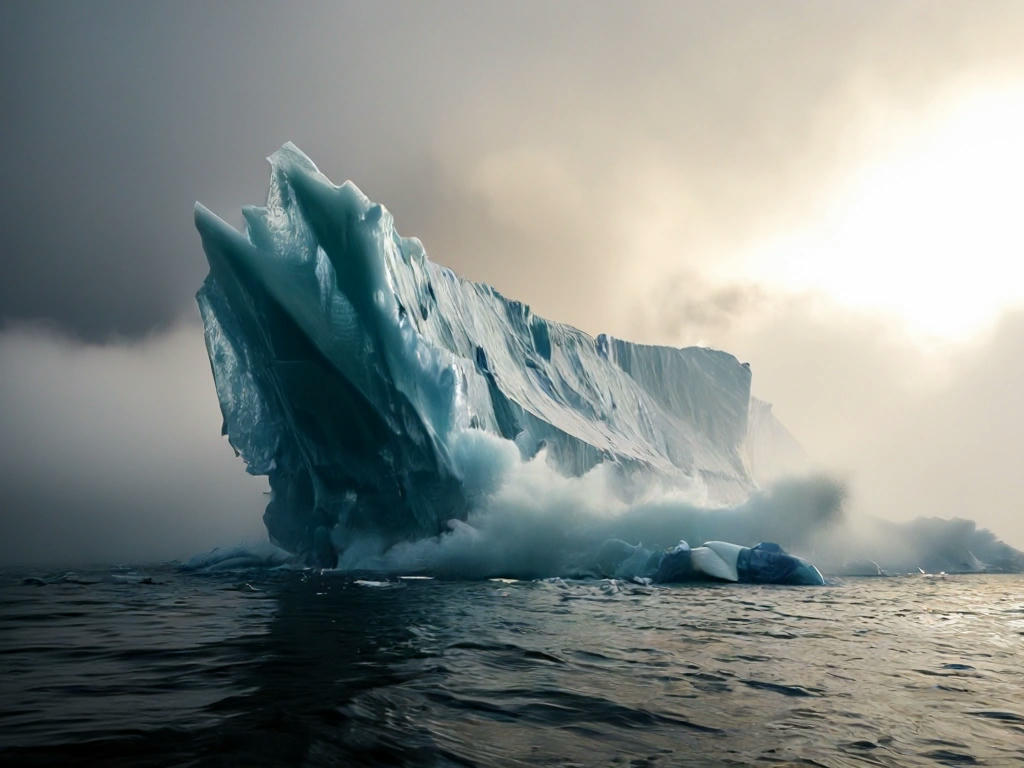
[4,1,1024,341]
[645,276,769,339]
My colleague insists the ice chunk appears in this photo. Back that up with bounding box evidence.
[651,540,692,583]
[690,545,739,582]
[656,540,824,585]
[702,540,744,580]
[736,542,825,585]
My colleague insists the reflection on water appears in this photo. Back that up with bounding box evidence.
[1,569,1023,766]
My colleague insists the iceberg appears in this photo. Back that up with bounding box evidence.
[194,144,1024,577]
[194,144,775,567]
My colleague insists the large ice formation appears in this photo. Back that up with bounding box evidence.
[194,144,786,566]
[195,144,1024,575]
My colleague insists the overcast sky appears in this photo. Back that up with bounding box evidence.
[2,0,1023,563]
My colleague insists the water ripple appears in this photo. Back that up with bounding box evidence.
[0,569,1022,767]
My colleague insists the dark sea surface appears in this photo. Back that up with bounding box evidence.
[1,568,1022,767]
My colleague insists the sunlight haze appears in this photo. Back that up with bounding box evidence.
[744,83,1024,341]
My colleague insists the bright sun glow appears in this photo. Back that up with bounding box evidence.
[747,85,1024,340]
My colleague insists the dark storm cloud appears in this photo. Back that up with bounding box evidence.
[0,1,459,339]
[5,0,1024,340]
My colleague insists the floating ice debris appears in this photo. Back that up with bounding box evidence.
[353,579,397,588]
[596,538,824,585]
[181,544,291,572]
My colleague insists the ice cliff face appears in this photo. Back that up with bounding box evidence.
[194,144,779,566]
[742,398,808,486]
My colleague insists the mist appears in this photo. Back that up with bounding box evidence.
[335,428,1019,579]
[0,323,266,566]
[348,429,844,578]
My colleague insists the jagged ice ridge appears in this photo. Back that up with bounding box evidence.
[194,144,802,567]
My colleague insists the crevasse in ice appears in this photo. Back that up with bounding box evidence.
[194,144,792,566]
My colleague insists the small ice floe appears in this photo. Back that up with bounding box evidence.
[110,573,156,585]
[225,582,260,592]
[180,544,291,572]
[600,579,623,595]
[353,579,399,588]
[58,572,100,585]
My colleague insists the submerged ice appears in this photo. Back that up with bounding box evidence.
[195,144,1023,577]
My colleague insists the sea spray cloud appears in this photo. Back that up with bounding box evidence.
[361,434,1021,578]
[352,429,845,579]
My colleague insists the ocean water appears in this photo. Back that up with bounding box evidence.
[1,568,1022,767]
